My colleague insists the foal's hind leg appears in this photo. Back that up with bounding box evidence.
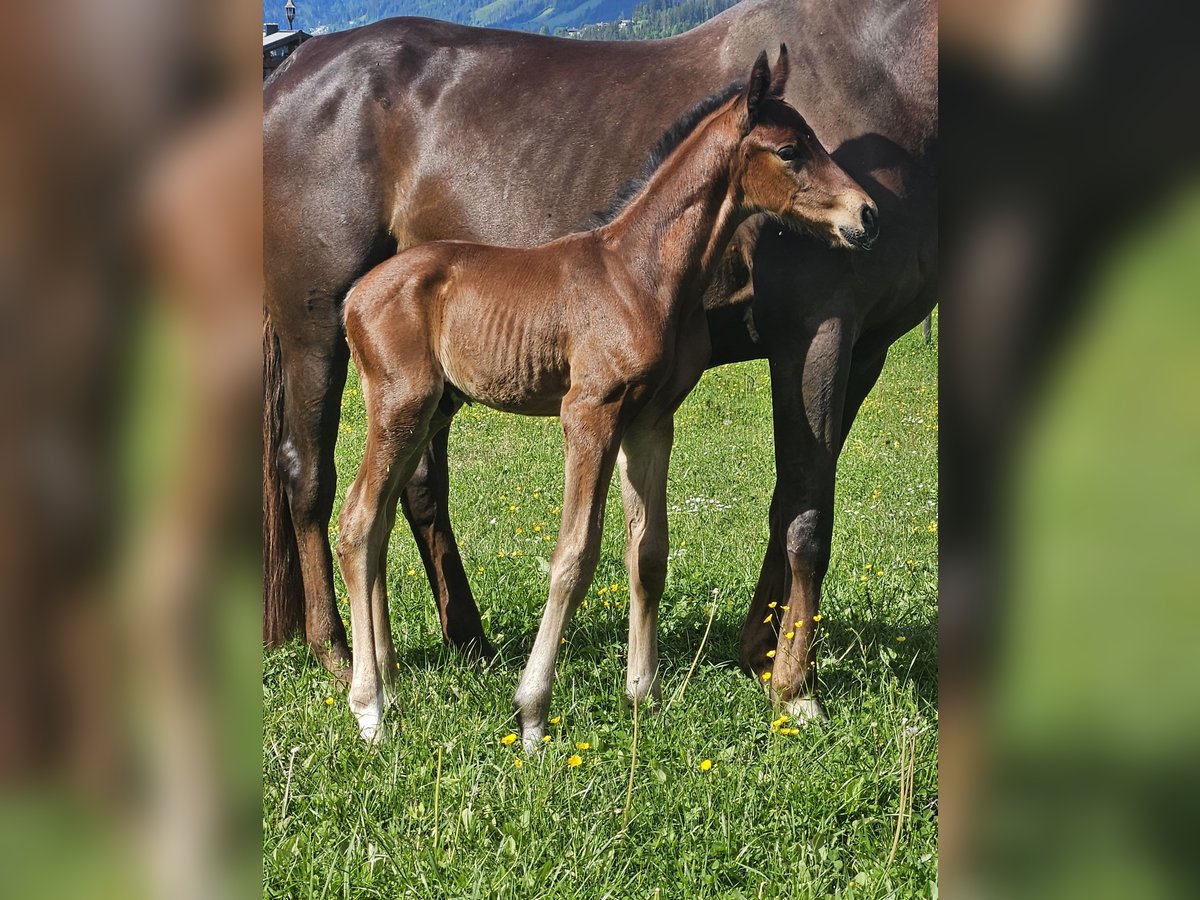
[618,413,674,706]
[338,387,442,741]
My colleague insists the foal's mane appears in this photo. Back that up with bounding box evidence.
[589,81,745,228]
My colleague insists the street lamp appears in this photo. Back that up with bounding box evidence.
[285,0,296,31]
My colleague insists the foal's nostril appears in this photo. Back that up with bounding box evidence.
[861,205,879,241]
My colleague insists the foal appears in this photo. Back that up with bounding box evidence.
[338,46,876,744]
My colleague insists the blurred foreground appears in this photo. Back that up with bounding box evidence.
[0,0,1196,897]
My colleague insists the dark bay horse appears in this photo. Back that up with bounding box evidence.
[263,0,937,721]
[338,49,875,742]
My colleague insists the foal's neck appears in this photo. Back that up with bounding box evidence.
[600,108,745,311]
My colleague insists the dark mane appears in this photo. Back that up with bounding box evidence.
[589,81,745,227]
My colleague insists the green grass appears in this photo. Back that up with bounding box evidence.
[263,314,938,898]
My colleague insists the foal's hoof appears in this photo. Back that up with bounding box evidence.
[357,715,384,744]
[520,726,547,754]
[783,695,828,725]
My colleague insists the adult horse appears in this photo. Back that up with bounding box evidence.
[263,0,937,720]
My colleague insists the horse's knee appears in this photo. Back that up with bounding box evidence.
[279,435,331,525]
[336,495,372,563]
[630,530,668,594]
[400,454,440,530]
[784,508,831,578]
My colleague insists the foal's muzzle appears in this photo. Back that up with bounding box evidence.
[839,203,879,250]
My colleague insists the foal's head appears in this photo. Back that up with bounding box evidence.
[733,46,878,250]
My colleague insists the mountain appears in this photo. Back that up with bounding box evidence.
[263,0,634,34]
[261,0,736,37]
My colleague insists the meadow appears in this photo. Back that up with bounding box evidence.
[263,314,938,898]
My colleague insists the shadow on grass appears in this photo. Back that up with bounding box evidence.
[366,580,938,716]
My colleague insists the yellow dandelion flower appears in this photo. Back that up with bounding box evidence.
[699,759,713,772]
[768,601,777,609]
[534,524,542,532]
[550,715,561,725]
[575,742,590,751]
[896,636,907,642]
[498,550,507,558]
[796,619,805,628]
[513,550,522,557]
[610,583,619,592]
[509,504,517,512]
[761,672,772,682]
[407,567,416,576]
[927,521,938,533]
[598,587,608,595]
[785,631,795,640]
[780,605,790,611]
[812,614,823,622]
[567,754,583,768]
[516,528,523,535]
[513,758,523,768]
[763,615,773,624]
[542,735,552,743]
[325,697,334,706]
[765,649,776,659]
[785,727,800,735]
[477,566,485,574]
[501,733,517,746]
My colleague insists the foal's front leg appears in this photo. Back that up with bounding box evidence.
[512,400,623,750]
[618,413,674,706]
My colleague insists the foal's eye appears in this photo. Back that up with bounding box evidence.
[777,145,798,161]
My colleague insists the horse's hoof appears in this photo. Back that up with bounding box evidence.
[783,696,828,724]
[357,714,384,744]
[316,642,353,685]
[457,635,498,664]
[521,727,547,754]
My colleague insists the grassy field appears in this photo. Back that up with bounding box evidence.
[263,314,938,898]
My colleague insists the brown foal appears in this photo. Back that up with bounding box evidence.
[338,46,875,744]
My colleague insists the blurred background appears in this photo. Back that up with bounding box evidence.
[0,0,1196,896]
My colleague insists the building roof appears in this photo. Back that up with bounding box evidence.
[264,30,306,49]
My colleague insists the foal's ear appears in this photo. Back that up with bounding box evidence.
[770,44,790,97]
[744,49,771,128]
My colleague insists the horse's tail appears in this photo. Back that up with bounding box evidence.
[263,308,304,647]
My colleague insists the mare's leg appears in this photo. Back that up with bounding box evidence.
[512,399,623,749]
[400,427,496,659]
[739,317,854,722]
[276,326,352,678]
[337,382,442,741]
[740,346,884,673]
[618,413,674,706]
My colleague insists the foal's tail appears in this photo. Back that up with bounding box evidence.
[263,308,304,647]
